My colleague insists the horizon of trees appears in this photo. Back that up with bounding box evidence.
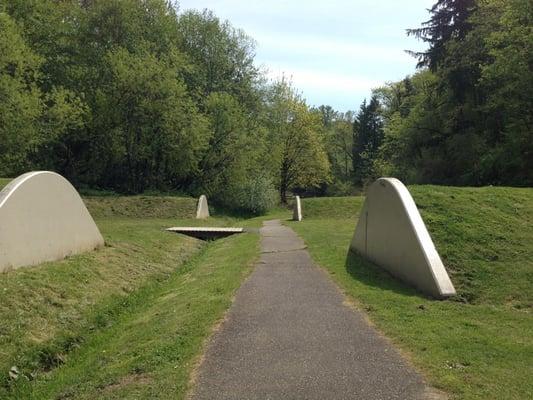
[0,0,531,214]
[333,0,532,188]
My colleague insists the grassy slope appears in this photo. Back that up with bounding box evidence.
[286,187,533,400]
[83,196,197,219]
[11,232,258,399]
[0,196,260,398]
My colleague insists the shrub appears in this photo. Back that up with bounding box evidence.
[220,174,277,215]
[324,181,362,197]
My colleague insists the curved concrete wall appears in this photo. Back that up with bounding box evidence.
[196,195,210,219]
[293,196,302,221]
[350,178,455,299]
[0,171,104,272]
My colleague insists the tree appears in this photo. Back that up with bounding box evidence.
[352,96,384,184]
[175,10,260,110]
[407,0,477,70]
[477,0,533,184]
[0,11,86,178]
[99,48,209,192]
[195,91,256,196]
[265,80,330,203]
[0,12,42,176]
[316,107,354,182]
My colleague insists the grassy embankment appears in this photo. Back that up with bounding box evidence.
[0,189,261,399]
[285,186,532,400]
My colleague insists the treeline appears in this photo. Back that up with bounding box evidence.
[323,0,532,188]
[0,0,329,212]
[1,0,530,214]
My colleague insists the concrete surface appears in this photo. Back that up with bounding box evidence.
[0,171,104,272]
[166,227,243,240]
[351,178,455,299]
[196,195,210,219]
[190,220,441,400]
[293,195,302,221]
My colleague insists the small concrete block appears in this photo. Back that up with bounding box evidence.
[0,171,104,272]
[196,195,210,219]
[166,227,243,240]
[350,178,456,299]
[166,227,244,233]
[293,196,302,221]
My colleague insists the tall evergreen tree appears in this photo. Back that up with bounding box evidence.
[407,0,476,70]
[352,96,384,184]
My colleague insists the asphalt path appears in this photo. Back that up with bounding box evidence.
[190,220,443,400]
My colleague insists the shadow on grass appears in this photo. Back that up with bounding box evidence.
[345,249,429,300]
[209,205,260,220]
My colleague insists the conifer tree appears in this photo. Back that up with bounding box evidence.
[407,0,476,69]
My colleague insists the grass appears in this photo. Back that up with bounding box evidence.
[8,232,259,399]
[0,195,261,399]
[0,177,199,219]
[2,182,532,399]
[83,196,198,219]
[0,177,12,190]
[285,186,533,400]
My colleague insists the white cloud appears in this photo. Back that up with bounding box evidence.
[176,0,433,110]
[254,32,414,64]
[264,63,380,94]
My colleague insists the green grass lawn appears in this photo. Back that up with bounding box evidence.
[0,196,261,399]
[83,196,198,219]
[285,186,533,400]
[1,185,532,399]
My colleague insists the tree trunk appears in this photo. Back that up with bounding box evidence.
[280,185,287,204]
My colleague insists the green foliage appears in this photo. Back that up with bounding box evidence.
[0,12,42,175]
[321,0,531,188]
[219,173,278,215]
[382,0,532,186]
[317,106,355,182]
[352,96,384,185]
[477,0,533,184]
[196,92,255,194]
[0,0,530,208]
[323,180,361,197]
[0,1,272,210]
[175,10,260,107]
[99,48,209,192]
[266,80,331,202]
[407,0,476,69]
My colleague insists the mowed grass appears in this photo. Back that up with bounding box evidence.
[0,195,260,398]
[286,186,533,400]
[83,195,197,219]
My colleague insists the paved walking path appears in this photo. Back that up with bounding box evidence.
[190,220,441,399]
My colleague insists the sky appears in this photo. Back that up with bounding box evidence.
[177,0,435,112]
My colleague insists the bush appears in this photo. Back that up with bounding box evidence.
[220,174,278,215]
[324,180,362,197]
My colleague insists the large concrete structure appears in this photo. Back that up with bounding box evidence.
[196,195,210,219]
[293,195,302,221]
[0,171,104,272]
[350,178,455,299]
